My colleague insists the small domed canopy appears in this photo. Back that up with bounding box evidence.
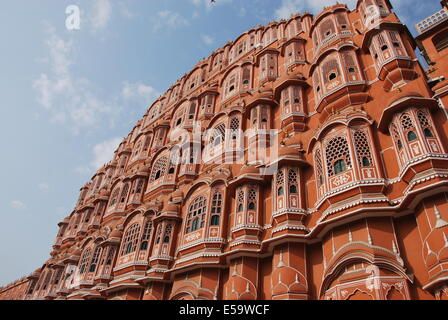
[377,91,439,132]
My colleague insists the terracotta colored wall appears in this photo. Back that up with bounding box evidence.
[3,0,448,300]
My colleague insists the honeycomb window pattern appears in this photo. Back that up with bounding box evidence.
[325,136,351,177]
[353,130,374,167]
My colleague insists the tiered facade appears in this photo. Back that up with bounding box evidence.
[2,0,448,300]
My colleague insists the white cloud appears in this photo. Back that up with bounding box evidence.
[153,11,190,31]
[201,34,215,45]
[122,82,159,102]
[239,7,247,17]
[274,0,356,19]
[91,137,122,170]
[34,26,113,130]
[10,200,26,210]
[75,137,121,176]
[91,0,112,30]
[38,183,49,192]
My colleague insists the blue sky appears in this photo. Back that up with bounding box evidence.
[0,0,441,286]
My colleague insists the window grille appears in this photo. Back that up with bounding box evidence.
[150,156,169,182]
[186,196,207,233]
[353,130,373,167]
[120,223,141,256]
[325,136,351,176]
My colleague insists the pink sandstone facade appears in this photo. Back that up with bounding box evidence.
[2,0,448,301]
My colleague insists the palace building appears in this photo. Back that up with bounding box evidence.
[2,0,448,300]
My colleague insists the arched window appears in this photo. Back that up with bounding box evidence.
[248,188,257,211]
[230,117,240,140]
[242,65,251,86]
[288,169,299,194]
[407,131,417,141]
[120,183,129,203]
[163,224,172,243]
[290,185,298,194]
[210,123,226,148]
[150,156,169,182]
[41,270,53,290]
[89,247,102,273]
[320,18,336,40]
[390,123,403,151]
[140,221,152,251]
[322,58,340,86]
[83,210,92,223]
[334,159,346,174]
[191,218,200,231]
[105,248,115,265]
[109,188,120,207]
[120,223,141,256]
[325,136,351,176]
[210,215,220,226]
[135,179,144,194]
[237,189,244,212]
[210,192,223,226]
[276,169,284,188]
[278,187,284,196]
[418,110,435,138]
[225,72,238,98]
[362,157,371,167]
[424,128,433,138]
[79,248,92,274]
[155,225,162,244]
[186,196,207,233]
[353,130,373,167]
[400,113,414,131]
[315,150,324,186]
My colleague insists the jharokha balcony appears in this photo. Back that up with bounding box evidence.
[5,0,448,302]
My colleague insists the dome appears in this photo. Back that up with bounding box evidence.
[386,91,423,107]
